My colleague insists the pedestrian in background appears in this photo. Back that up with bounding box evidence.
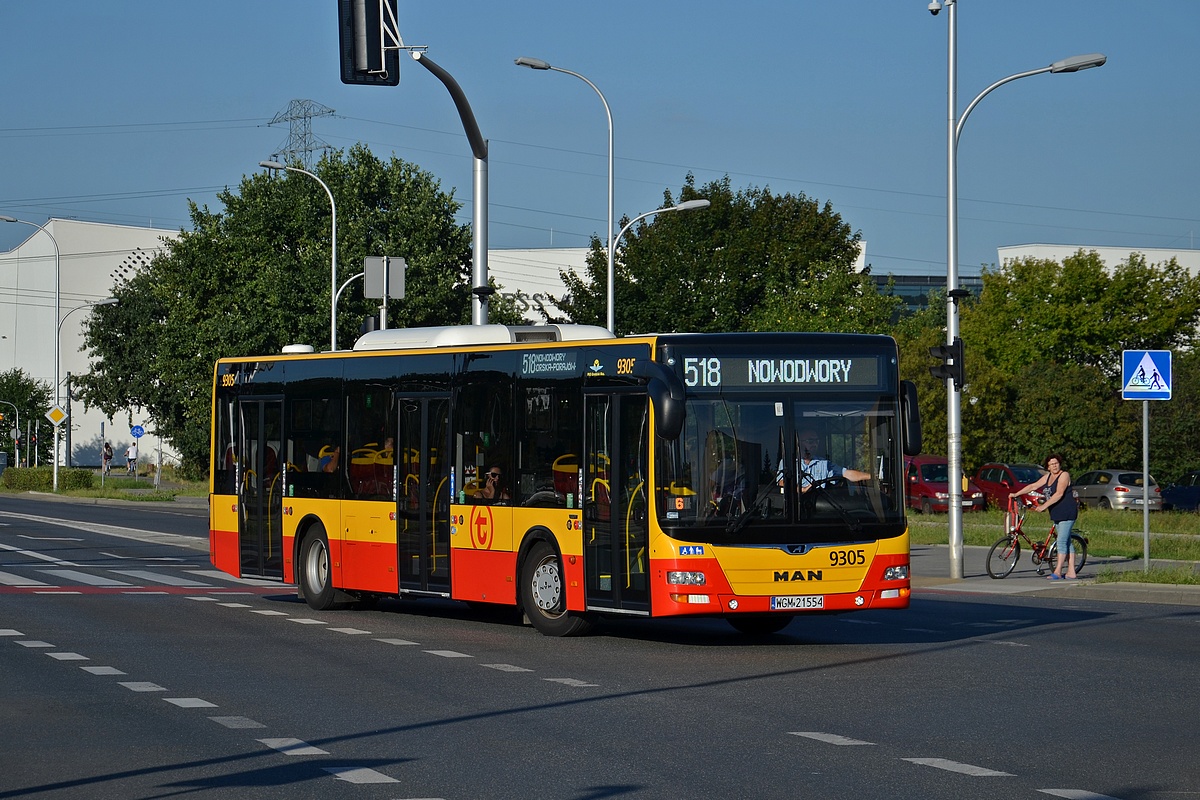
[1013,453,1079,580]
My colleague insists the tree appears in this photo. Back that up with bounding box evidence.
[75,145,515,475]
[0,368,53,467]
[963,250,1200,378]
[551,175,883,335]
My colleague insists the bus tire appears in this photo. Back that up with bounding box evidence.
[299,526,338,611]
[520,541,591,637]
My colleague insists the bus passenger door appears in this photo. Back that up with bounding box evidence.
[396,394,451,594]
[237,398,284,579]
[583,393,650,614]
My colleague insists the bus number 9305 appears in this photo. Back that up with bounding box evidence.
[829,549,867,567]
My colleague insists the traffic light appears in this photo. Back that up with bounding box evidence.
[337,0,401,86]
[929,337,965,390]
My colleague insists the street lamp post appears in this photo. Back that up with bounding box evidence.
[57,298,118,469]
[1,216,61,488]
[514,57,615,334]
[612,200,711,285]
[936,0,1105,578]
[259,161,339,351]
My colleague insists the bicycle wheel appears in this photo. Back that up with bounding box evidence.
[986,536,1021,579]
[1049,534,1088,574]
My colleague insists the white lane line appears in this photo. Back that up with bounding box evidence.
[424,650,472,658]
[123,591,169,595]
[0,570,52,586]
[185,569,283,586]
[0,629,25,636]
[119,681,168,692]
[789,732,875,746]
[544,678,598,687]
[81,666,126,675]
[110,569,212,587]
[40,569,131,587]
[0,510,206,552]
[1039,790,1126,799]
[210,716,266,729]
[323,767,399,784]
[19,535,82,541]
[288,618,327,625]
[250,610,289,616]
[0,541,78,566]
[47,652,88,661]
[16,640,54,648]
[992,641,1030,647]
[903,758,1014,777]
[482,664,533,673]
[376,638,418,646]
[258,738,330,756]
[218,602,252,608]
[165,698,218,708]
[187,596,220,602]
[34,591,81,595]
[329,627,371,635]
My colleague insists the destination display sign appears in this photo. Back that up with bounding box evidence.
[676,354,882,390]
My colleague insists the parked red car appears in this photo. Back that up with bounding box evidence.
[904,454,985,514]
[973,462,1047,510]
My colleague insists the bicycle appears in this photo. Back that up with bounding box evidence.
[986,495,1088,579]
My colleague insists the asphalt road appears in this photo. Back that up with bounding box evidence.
[2,494,1198,799]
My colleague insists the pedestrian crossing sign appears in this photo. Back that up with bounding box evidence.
[1122,350,1171,400]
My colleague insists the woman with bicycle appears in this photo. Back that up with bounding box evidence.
[1012,453,1079,579]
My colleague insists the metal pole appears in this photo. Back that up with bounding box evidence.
[412,51,490,326]
[514,58,614,332]
[1143,399,1150,572]
[257,163,337,349]
[937,1,1104,579]
[945,1,964,579]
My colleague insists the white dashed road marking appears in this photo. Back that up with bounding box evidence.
[483,664,533,672]
[81,666,125,675]
[789,732,875,746]
[165,698,218,708]
[425,650,472,658]
[330,627,371,635]
[40,569,130,586]
[111,569,212,587]
[323,766,399,784]
[903,758,1014,776]
[210,716,266,729]
[119,681,167,693]
[544,678,598,687]
[47,652,88,661]
[376,638,419,645]
[259,738,330,756]
[1038,791,1126,799]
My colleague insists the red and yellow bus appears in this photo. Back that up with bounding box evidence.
[209,324,921,636]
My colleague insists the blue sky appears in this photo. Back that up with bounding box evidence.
[1,1,1196,278]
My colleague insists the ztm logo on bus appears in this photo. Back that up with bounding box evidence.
[469,506,494,550]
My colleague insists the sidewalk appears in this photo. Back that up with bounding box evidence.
[912,544,1200,607]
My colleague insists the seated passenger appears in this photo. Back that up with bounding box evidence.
[474,464,510,503]
[319,445,341,473]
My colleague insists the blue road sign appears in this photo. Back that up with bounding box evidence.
[1122,350,1171,400]
[130,425,145,438]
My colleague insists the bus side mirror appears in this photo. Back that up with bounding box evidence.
[632,360,686,441]
[901,380,922,456]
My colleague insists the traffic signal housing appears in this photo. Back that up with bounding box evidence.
[337,0,401,86]
[929,337,965,391]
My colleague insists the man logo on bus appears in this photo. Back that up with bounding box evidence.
[470,506,494,550]
[774,570,824,582]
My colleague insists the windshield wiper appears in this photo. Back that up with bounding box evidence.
[726,488,772,535]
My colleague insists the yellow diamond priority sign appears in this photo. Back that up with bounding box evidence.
[45,405,69,427]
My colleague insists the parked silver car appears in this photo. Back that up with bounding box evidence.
[1072,469,1162,511]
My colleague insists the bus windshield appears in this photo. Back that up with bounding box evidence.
[656,396,905,544]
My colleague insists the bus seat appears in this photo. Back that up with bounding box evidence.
[553,454,578,496]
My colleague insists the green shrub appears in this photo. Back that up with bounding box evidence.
[1,466,95,491]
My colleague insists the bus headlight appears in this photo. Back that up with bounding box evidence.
[667,571,706,586]
[883,565,908,581]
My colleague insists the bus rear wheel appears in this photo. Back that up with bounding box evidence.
[520,541,591,637]
[299,526,338,611]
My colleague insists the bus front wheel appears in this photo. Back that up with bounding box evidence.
[520,541,591,637]
[299,527,337,611]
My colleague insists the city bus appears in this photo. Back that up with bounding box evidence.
[209,324,922,636]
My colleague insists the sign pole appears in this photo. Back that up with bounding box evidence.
[1143,399,1150,572]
